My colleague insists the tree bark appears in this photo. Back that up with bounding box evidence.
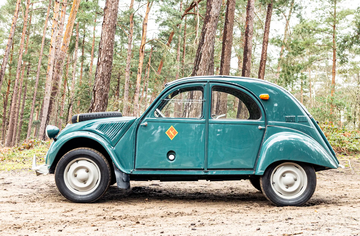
[89,14,97,84]
[133,1,152,117]
[16,80,28,145]
[26,0,52,141]
[13,9,33,145]
[68,24,79,122]
[1,42,14,143]
[330,0,337,115]
[0,0,21,91]
[44,0,80,137]
[78,24,85,108]
[182,16,187,77]
[122,0,135,116]
[175,1,183,80]
[220,0,236,75]
[276,0,295,80]
[38,0,60,139]
[242,0,255,77]
[5,0,31,147]
[59,54,70,128]
[258,0,273,80]
[89,0,120,112]
[192,0,222,76]
[140,47,153,112]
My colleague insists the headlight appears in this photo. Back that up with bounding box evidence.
[46,125,60,139]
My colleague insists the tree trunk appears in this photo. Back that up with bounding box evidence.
[309,67,312,108]
[182,16,187,77]
[1,42,14,143]
[175,1,183,80]
[89,0,120,112]
[0,0,21,91]
[133,1,153,117]
[330,0,337,115]
[220,0,235,75]
[192,0,222,76]
[16,80,28,145]
[78,24,85,108]
[26,0,52,141]
[38,0,60,139]
[5,0,30,147]
[89,14,97,84]
[45,0,80,136]
[242,0,255,77]
[276,0,295,80]
[59,54,71,128]
[122,0,135,116]
[13,9,33,145]
[68,24,80,122]
[140,47,153,112]
[258,0,273,80]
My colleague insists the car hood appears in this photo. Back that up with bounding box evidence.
[56,116,137,146]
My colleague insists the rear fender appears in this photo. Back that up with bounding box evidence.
[255,132,338,175]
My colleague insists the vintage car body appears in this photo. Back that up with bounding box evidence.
[34,76,339,206]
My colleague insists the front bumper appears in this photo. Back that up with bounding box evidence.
[32,154,49,176]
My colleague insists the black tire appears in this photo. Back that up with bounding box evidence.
[249,176,262,192]
[260,162,316,206]
[55,148,111,203]
[71,112,122,124]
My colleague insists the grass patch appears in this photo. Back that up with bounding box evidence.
[0,140,51,171]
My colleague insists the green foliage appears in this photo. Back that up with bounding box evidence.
[321,125,360,154]
[0,140,50,171]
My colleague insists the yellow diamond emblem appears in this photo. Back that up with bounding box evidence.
[165,126,178,140]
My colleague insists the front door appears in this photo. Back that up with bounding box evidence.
[207,84,265,169]
[135,84,206,169]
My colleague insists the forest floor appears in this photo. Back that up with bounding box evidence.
[0,156,360,235]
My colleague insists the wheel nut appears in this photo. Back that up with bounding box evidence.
[294,178,297,181]
[282,174,286,178]
[74,174,77,177]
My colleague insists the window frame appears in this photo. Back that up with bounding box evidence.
[209,83,263,121]
[150,83,206,119]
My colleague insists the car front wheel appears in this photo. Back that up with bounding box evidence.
[55,148,111,203]
[260,162,316,206]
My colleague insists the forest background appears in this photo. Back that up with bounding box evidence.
[0,0,360,160]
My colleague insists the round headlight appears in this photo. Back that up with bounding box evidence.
[46,125,60,139]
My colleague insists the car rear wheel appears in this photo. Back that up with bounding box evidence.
[55,148,111,203]
[260,162,316,206]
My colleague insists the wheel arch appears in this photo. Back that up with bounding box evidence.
[255,132,338,175]
[47,132,127,175]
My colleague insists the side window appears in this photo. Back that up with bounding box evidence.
[211,86,261,120]
[154,86,204,118]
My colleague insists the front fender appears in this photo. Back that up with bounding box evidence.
[45,131,128,174]
[255,132,338,175]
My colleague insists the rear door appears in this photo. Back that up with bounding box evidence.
[207,83,265,169]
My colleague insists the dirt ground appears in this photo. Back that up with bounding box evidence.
[1,158,360,236]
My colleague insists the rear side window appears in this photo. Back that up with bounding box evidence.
[211,86,261,120]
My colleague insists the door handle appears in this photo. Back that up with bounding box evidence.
[258,126,265,130]
[141,122,148,127]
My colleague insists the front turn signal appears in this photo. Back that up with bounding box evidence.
[259,94,270,100]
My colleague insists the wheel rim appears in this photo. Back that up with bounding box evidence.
[64,158,101,195]
[270,162,308,200]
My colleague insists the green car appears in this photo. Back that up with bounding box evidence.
[33,76,339,206]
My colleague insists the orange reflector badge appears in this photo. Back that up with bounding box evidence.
[259,94,270,100]
[166,126,178,140]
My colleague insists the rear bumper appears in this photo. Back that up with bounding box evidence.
[32,154,49,176]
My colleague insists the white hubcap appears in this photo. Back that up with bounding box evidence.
[64,158,101,195]
[270,162,307,199]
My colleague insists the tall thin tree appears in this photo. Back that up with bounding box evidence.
[242,0,255,77]
[89,0,120,112]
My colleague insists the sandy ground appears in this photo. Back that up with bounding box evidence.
[1,159,360,236]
